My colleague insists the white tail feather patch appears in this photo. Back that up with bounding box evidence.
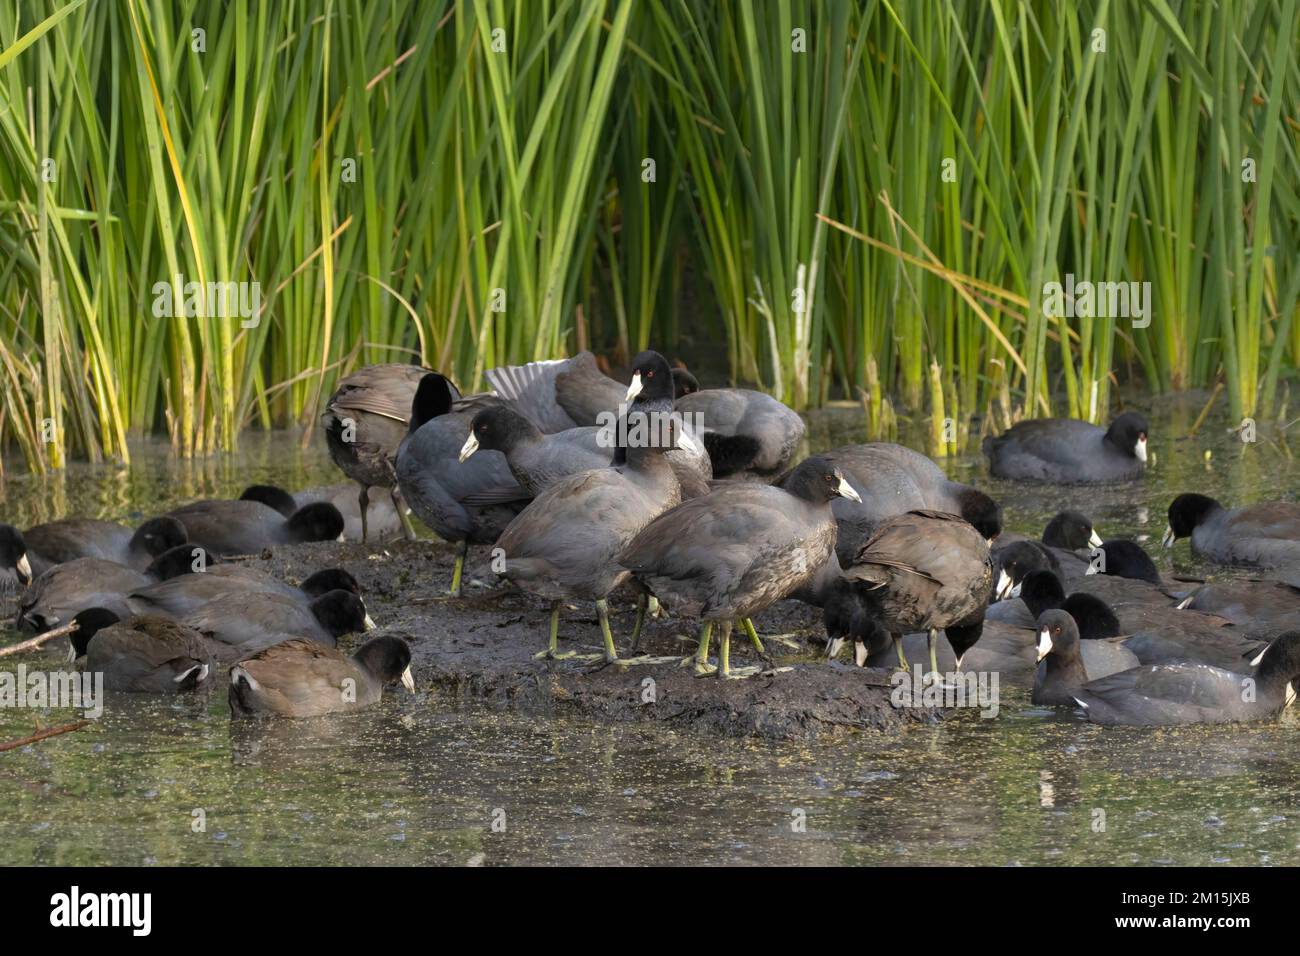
[231,666,259,691]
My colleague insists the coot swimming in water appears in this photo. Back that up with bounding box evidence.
[1163,493,1300,568]
[983,412,1148,483]
[1074,631,1300,726]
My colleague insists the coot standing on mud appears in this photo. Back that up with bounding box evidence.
[620,456,859,677]
[841,510,993,680]
[322,362,430,540]
[493,421,689,662]
[395,373,529,595]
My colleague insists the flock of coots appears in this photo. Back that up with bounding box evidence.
[4,351,1300,730]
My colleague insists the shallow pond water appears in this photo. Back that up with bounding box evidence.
[3,392,1300,865]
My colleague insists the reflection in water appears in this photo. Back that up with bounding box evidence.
[2,397,1300,864]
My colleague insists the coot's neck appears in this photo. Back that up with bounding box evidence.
[1255,649,1300,694]
[1045,644,1088,688]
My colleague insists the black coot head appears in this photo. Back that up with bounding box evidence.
[782,456,861,505]
[1092,539,1160,584]
[627,350,675,404]
[945,616,985,666]
[1042,510,1098,550]
[822,578,865,638]
[954,488,1002,541]
[310,590,373,637]
[618,413,687,466]
[69,607,122,658]
[148,544,215,580]
[132,516,188,557]
[1254,631,1300,684]
[464,404,538,456]
[353,635,414,690]
[994,541,1060,598]
[1061,592,1121,640]
[287,502,345,543]
[1019,569,1066,618]
[411,373,460,431]
[300,568,361,597]
[240,484,298,518]
[672,369,700,398]
[1036,608,1080,662]
[1166,493,1221,540]
[1105,412,1149,460]
[0,525,31,586]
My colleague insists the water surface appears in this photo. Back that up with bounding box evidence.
[3,396,1299,865]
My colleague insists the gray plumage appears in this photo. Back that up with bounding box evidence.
[1075,632,1300,726]
[983,412,1147,483]
[620,458,848,620]
[675,387,804,477]
[496,444,681,603]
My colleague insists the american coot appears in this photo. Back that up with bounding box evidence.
[129,566,359,619]
[21,516,187,576]
[0,526,32,592]
[791,443,1001,564]
[1033,610,1091,705]
[622,455,859,677]
[1074,631,1300,726]
[1084,539,1161,584]
[167,499,344,555]
[229,636,415,718]
[1042,511,1104,550]
[983,412,1148,483]
[244,484,403,542]
[674,385,805,478]
[1163,493,1300,568]
[68,609,215,693]
[322,362,430,540]
[486,351,607,432]
[485,350,700,431]
[621,350,713,492]
[182,589,374,661]
[18,545,200,632]
[1033,609,1139,707]
[458,404,610,495]
[1019,570,1121,639]
[228,636,412,718]
[842,510,993,678]
[1178,579,1300,630]
[992,540,1061,599]
[494,426,685,662]
[395,373,530,595]
[863,619,1037,683]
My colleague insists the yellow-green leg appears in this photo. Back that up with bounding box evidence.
[448,540,469,596]
[392,488,417,540]
[894,635,909,672]
[741,617,766,657]
[630,593,650,652]
[684,620,716,676]
[926,628,941,684]
[534,602,575,660]
[596,599,620,664]
[716,620,734,678]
